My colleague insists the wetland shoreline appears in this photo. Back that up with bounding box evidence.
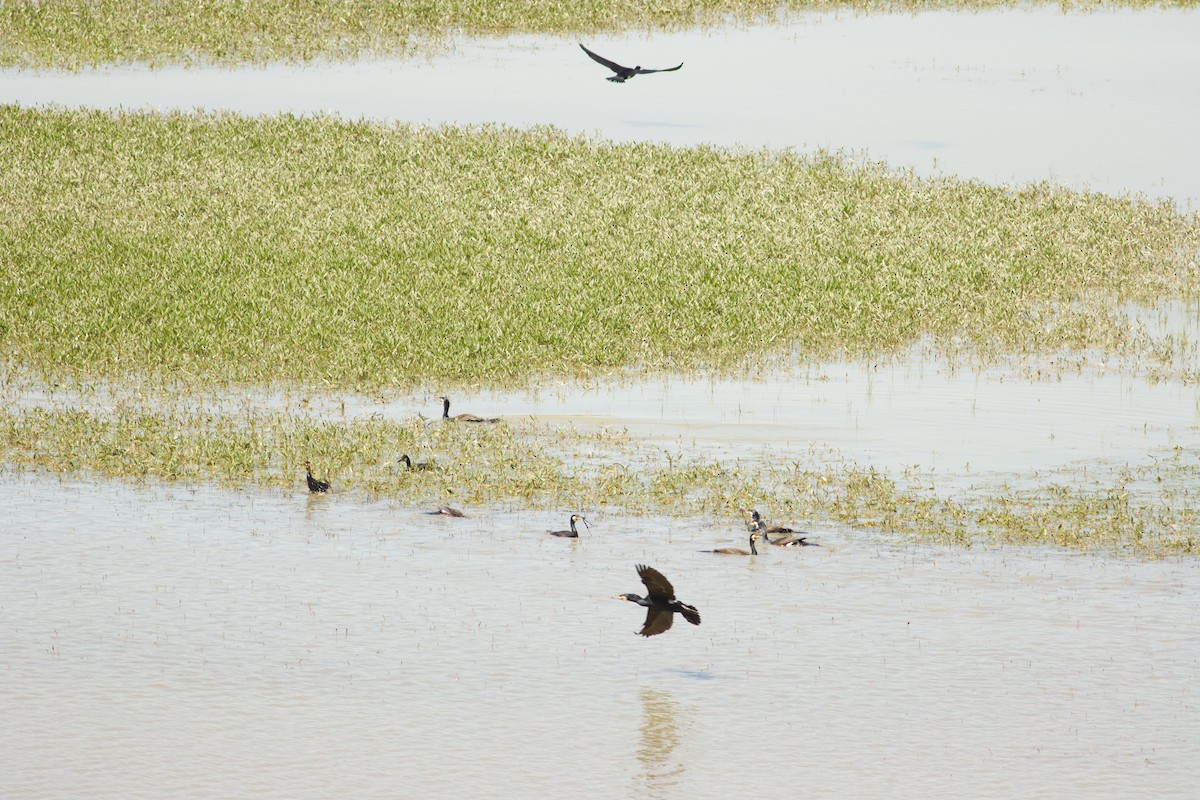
[1,107,1198,555]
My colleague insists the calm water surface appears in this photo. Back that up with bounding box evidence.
[4,9,1200,796]
[2,476,1198,798]
[155,346,1193,494]
[4,8,1200,202]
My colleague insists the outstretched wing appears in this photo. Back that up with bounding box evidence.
[639,63,684,75]
[636,563,676,603]
[579,44,629,74]
[426,506,465,517]
[639,609,675,637]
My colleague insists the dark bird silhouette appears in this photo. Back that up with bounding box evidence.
[439,395,498,423]
[746,510,819,547]
[548,514,590,538]
[425,505,466,518]
[304,461,330,493]
[615,564,701,637]
[579,44,683,83]
[701,530,763,556]
[398,454,434,471]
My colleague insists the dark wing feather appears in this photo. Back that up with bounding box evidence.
[636,564,676,603]
[771,532,817,546]
[677,602,701,626]
[639,62,684,75]
[639,608,675,637]
[426,506,465,517]
[579,44,629,74]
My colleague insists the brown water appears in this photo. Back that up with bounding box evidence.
[3,475,1197,797]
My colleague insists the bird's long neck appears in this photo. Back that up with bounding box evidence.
[569,518,578,534]
[750,536,759,555]
[442,398,450,419]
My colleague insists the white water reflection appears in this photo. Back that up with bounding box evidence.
[2,476,1197,798]
[4,8,1200,202]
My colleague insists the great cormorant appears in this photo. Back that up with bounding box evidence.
[425,505,466,518]
[746,509,819,547]
[701,530,763,556]
[579,44,683,83]
[615,564,701,637]
[398,454,434,471]
[304,461,330,493]
[439,396,499,423]
[548,514,590,538]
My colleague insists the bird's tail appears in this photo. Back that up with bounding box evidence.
[679,604,701,626]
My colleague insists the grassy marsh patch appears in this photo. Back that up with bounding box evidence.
[3,108,1197,391]
[3,1,1194,69]
[0,404,1194,555]
[4,0,1195,68]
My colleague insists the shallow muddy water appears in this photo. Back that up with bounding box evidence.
[4,8,1200,202]
[2,476,1197,798]
[230,349,1199,494]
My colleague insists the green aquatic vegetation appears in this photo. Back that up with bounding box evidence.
[2,0,1195,68]
[2,108,1197,391]
[0,404,1195,555]
[776,457,1200,554]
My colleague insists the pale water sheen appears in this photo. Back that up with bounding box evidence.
[206,350,1200,494]
[4,8,1200,203]
[2,476,1198,798]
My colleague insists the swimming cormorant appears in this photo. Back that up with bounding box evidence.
[398,454,434,471]
[439,396,499,423]
[615,564,701,637]
[548,514,590,538]
[425,505,466,517]
[579,44,683,83]
[746,509,819,547]
[304,461,330,493]
[701,530,763,556]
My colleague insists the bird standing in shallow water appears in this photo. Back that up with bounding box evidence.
[304,461,330,493]
[746,509,819,547]
[702,530,763,556]
[615,564,701,637]
[548,514,590,538]
[425,505,466,517]
[579,44,683,83]
[398,454,434,471]
[439,396,498,423]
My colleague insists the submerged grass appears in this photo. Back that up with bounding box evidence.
[0,405,1195,556]
[3,107,1198,391]
[2,0,1196,68]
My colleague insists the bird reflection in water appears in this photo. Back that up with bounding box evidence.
[636,688,686,796]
